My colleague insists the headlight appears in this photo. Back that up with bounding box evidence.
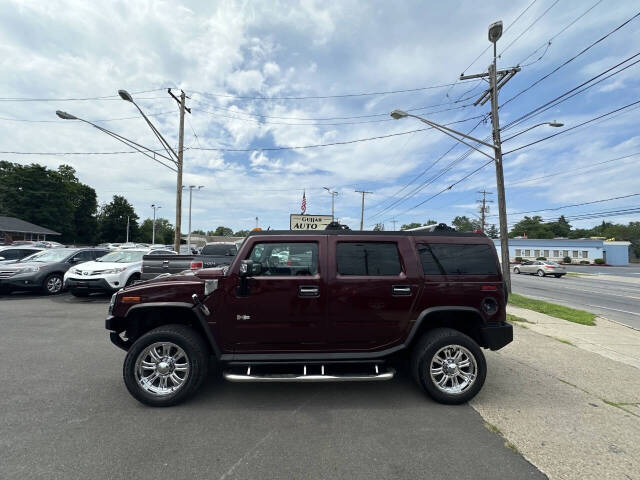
[108,292,118,315]
[17,266,39,274]
[103,267,127,274]
[72,268,82,275]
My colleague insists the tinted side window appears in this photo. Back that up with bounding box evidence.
[248,242,318,276]
[0,249,19,260]
[418,244,498,275]
[72,251,94,262]
[21,249,40,258]
[337,242,402,276]
[93,250,108,259]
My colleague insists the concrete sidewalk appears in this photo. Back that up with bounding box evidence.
[508,304,640,368]
[471,312,640,480]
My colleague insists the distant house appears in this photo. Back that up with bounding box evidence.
[493,238,631,266]
[0,216,61,244]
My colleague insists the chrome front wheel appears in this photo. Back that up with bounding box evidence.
[135,342,190,396]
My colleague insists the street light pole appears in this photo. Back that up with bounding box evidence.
[151,204,161,244]
[323,187,338,220]
[187,185,204,253]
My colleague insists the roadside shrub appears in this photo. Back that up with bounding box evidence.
[536,257,547,261]
[563,256,572,264]
[580,260,590,265]
[594,258,605,265]
[515,256,523,263]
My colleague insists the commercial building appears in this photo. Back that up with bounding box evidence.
[0,216,61,244]
[493,238,631,266]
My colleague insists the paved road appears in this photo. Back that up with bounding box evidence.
[563,264,640,277]
[512,272,640,329]
[0,292,545,480]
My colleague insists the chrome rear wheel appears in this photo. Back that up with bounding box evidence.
[430,345,477,395]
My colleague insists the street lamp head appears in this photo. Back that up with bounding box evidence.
[390,109,409,120]
[548,121,564,128]
[56,110,77,120]
[118,89,134,102]
[488,20,503,43]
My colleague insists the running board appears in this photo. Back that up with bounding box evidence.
[223,364,395,383]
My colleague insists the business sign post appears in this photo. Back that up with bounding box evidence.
[290,214,333,230]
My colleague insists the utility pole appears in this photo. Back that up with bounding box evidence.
[460,21,519,293]
[168,89,190,253]
[255,217,259,229]
[151,204,161,244]
[126,215,130,243]
[355,190,373,230]
[391,219,397,231]
[476,189,493,231]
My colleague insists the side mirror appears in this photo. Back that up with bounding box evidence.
[239,259,261,277]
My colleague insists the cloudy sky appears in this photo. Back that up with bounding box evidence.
[1,0,639,234]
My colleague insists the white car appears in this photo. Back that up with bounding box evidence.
[63,248,174,296]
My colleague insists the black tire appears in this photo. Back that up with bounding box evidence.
[537,269,545,277]
[125,274,140,287]
[42,273,64,295]
[123,324,210,407]
[513,267,520,274]
[70,290,89,297]
[411,328,486,405]
[554,274,563,278]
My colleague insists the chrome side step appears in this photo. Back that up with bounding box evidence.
[223,364,395,383]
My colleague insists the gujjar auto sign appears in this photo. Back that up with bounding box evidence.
[290,214,333,230]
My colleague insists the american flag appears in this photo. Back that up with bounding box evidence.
[301,190,307,214]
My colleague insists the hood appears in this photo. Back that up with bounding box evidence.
[70,260,139,272]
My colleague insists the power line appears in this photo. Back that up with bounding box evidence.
[501,10,640,108]
[503,98,640,155]
[0,88,169,102]
[0,110,175,123]
[506,152,640,186]
[513,206,640,224]
[492,193,640,217]
[189,79,478,101]
[498,0,560,59]
[502,50,640,133]
[516,0,603,67]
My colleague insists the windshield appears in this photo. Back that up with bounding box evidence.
[22,249,75,263]
[97,250,146,263]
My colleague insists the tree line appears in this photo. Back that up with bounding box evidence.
[0,162,249,245]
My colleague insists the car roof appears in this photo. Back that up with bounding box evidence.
[247,230,485,238]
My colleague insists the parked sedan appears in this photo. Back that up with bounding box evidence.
[0,248,108,294]
[514,260,566,278]
[0,246,44,265]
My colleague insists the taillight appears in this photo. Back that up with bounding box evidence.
[190,261,203,270]
[481,285,497,291]
[545,265,554,269]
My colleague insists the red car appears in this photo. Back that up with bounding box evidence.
[106,229,512,407]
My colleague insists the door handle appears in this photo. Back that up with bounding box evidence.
[392,285,412,296]
[298,285,320,297]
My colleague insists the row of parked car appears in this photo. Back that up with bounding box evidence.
[0,241,241,296]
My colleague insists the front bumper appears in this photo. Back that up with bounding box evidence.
[65,276,118,292]
[0,273,43,291]
[480,321,513,350]
[105,315,131,351]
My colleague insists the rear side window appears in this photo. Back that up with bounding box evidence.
[337,242,402,276]
[0,249,19,260]
[418,244,498,275]
[201,244,237,256]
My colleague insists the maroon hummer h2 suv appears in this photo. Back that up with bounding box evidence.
[105,229,512,407]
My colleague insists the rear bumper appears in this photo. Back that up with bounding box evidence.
[480,321,513,350]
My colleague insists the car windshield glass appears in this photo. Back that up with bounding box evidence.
[97,251,146,263]
[23,249,74,263]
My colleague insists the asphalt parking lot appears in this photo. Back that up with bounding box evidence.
[0,292,545,480]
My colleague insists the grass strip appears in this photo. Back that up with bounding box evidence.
[508,293,596,326]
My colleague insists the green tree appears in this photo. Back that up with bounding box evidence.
[509,216,555,239]
[138,218,175,244]
[373,223,384,231]
[547,215,571,238]
[208,226,233,236]
[234,229,250,237]
[486,224,499,238]
[191,229,206,235]
[98,195,139,243]
[451,216,481,232]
